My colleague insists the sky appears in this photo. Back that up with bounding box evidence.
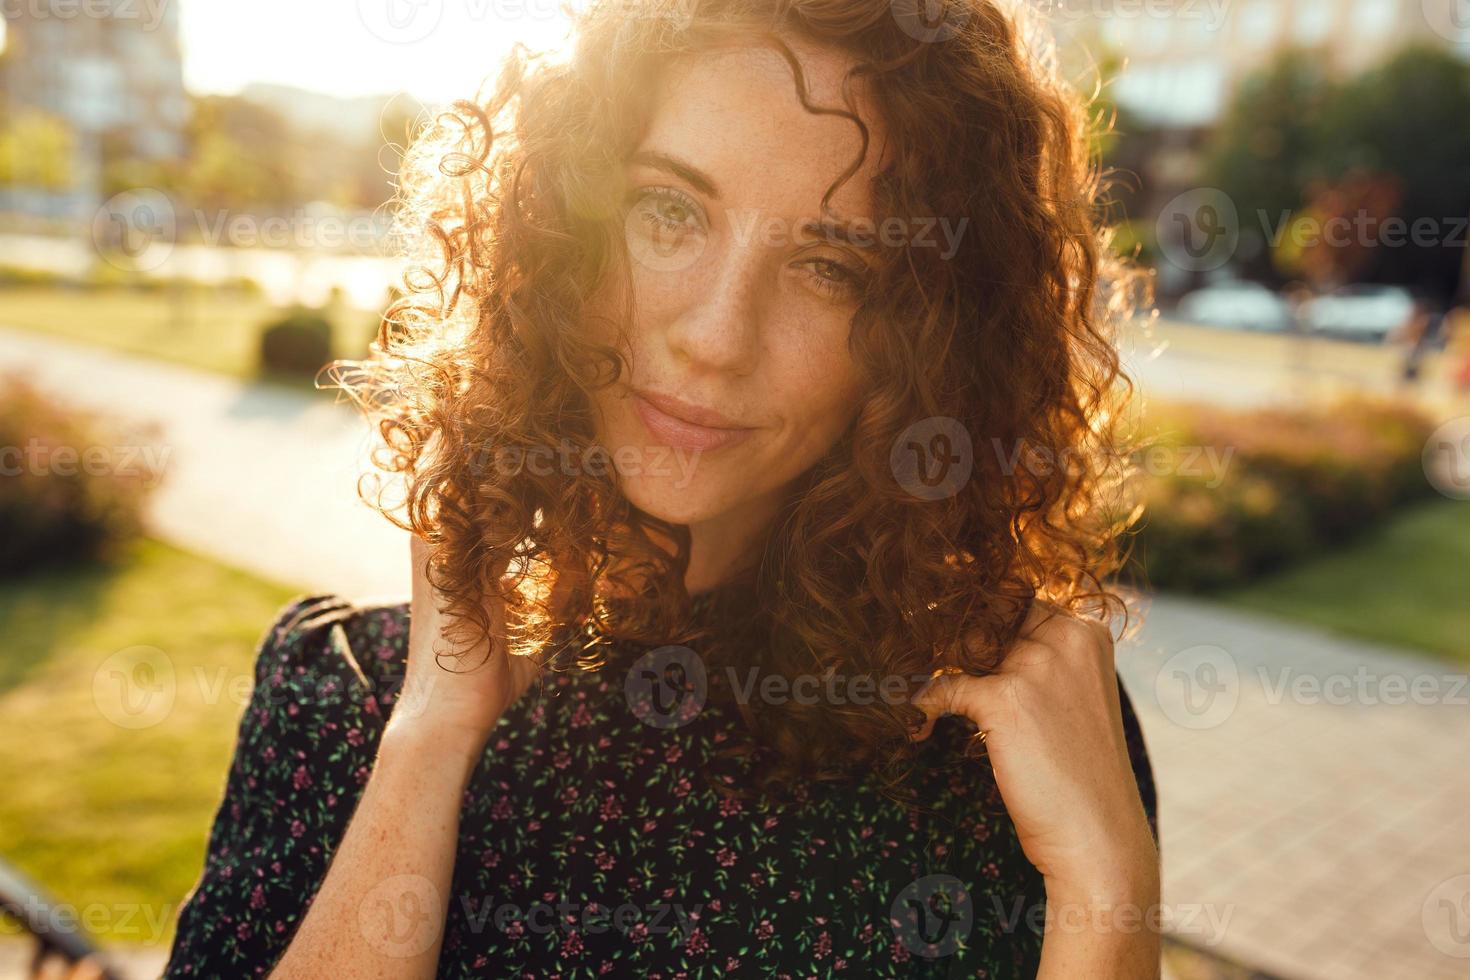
[0,0,578,102]
[178,0,578,101]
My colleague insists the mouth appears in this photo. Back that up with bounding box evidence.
[632,389,756,453]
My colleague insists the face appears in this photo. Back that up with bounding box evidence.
[586,38,888,542]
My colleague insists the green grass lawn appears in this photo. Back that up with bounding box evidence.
[1222,497,1470,666]
[0,540,298,947]
[0,286,380,380]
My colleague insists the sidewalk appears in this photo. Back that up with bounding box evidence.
[5,328,1469,979]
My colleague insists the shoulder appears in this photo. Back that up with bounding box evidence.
[915,672,1157,829]
[249,594,411,716]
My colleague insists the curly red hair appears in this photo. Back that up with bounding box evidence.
[336,0,1144,795]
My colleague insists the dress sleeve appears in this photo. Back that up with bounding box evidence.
[162,595,388,979]
[1117,676,1159,846]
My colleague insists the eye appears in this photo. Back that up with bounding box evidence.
[798,256,867,301]
[629,186,705,235]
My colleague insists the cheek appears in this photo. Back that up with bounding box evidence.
[766,329,863,455]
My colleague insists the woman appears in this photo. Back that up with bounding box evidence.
[164,0,1158,975]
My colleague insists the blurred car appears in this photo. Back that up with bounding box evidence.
[1174,282,1291,332]
[1304,285,1415,342]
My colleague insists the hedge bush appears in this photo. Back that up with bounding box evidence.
[0,376,159,575]
[1131,399,1436,591]
[258,308,333,377]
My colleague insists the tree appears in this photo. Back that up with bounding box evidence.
[1315,45,1470,299]
[0,110,74,190]
[1201,50,1340,282]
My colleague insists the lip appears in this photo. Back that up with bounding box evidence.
[632,389,756,453]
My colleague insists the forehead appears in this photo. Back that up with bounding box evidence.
[637,39,890,221]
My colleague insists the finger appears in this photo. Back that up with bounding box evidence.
[34,952,65,980]
[909,671,988,742]
[70,956,107,980]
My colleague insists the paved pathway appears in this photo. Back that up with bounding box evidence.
[4,328,1469,979]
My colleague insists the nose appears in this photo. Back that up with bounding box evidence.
[661,236,765,376]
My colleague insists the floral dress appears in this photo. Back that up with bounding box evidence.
[163,594,1157,979]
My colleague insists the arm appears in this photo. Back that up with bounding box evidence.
[912,606,1162,979]
[268,536,541,978]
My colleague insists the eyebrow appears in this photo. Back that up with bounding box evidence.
[627,149,879,250]
[627,150,720,199]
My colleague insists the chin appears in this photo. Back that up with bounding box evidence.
[619,470,728,527]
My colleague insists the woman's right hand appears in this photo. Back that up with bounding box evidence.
[391,535,552,749]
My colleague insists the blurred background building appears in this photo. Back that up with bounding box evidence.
[0,0,188,222]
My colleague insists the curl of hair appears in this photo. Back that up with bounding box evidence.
[332,0,1147,800]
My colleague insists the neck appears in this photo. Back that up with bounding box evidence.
[682,488,785,596]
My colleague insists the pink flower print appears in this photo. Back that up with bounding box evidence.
[596,851,616,871]
[288,819,305,838]
[249,885,265,910]
[716,848,736,868]
[755,919,773,940]
[684,929,709,954]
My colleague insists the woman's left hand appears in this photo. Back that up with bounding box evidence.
[911,602,1158,906]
